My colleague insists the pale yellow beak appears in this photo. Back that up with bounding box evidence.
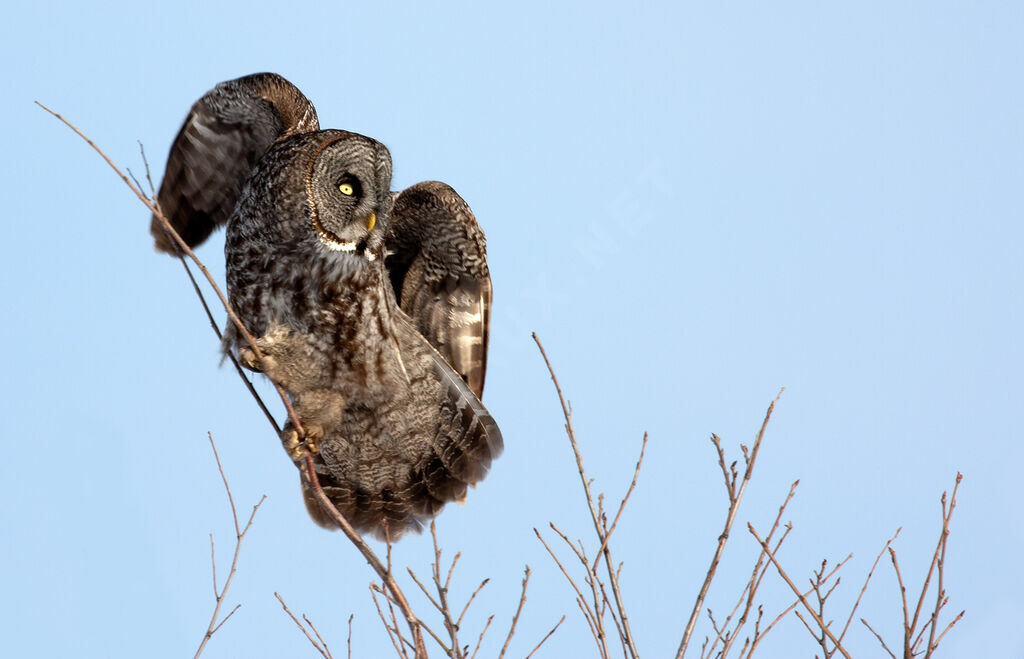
[366,213,376,232]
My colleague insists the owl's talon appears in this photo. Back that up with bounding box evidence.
[281,425,323,463]
[304,426,322,455]
[238,346,261,371]
[281,428,307,462]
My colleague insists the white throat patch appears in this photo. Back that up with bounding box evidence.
[317,233,377,261]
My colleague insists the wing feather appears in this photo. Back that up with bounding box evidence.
[386,181,493,398]
[151,72,319,252]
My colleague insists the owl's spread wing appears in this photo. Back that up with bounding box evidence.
[151,73,319,252]
[385,181,492,399]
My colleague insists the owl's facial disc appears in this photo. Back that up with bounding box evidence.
[307,134,392,260]
[311,174,377,258]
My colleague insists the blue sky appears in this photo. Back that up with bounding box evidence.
[2,1,1021,657]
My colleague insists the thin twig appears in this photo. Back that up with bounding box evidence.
[178,257,281,434]
[457,578,491,630]
[534,527,603,654]
[347,614,354,659]
[533,333,640,659]
[126,167,147,198]
[194,434,265,658]
[860,618,897,659]
[137,141,157,198]
[369,585,408,659]
[575,597,603,653]
[524,615,567,659]
[792,610,819,645]
[498,566,531,658]
[469,615,494,659]
[910,511,946,649]
[748,524,851,659]
[406,568,445,615]
[145,126,280,437]
[715,482,798,658]
[924,474,961,658]
[382,530,419,657]
[930,610,965,652]
[35,101,305,436]
[304,613,333,659]
[839,528,901,644]
[890,546,910,655]
[429,521,462,656]
[745,553,848,658]
[592,433,648,573]
[677,390,784,658]
[547,521,609,653]
[746,593,800,656]
[274,592,330,659]
[208,604,241,636]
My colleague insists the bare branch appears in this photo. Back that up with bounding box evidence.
[524,615,567,659]
[347,615,354,659]
[592,433,648,573]
[304,613,334,659]
[35,101,307,437]
[533,333,640,658]
[930,609,965,652]
[677,389,784,658]
[534,527,602,652]
[427,521,463,656]
[369,585,409,659]
[748,523,851,659]
[209,433,241,537]
[457,578,490,630]
[547,521,608,647]
[839,528,901,644]
[469,615,495,659]
[209,605,241,636]
[137,140,158,199]
[889,546,910,654]
[498,566,531,659]
[406,568,445,616]
[274,592,331,659]
[860,618,897,659]
[716,482,798,658]
[924,473,961,658]
[178,257,281,434]
[194,434,265,658]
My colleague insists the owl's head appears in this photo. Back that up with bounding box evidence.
[305,131,393,260]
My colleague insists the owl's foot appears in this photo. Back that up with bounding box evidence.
[239,344,284,377]
[281,423,324,463]
[238,346,261,372]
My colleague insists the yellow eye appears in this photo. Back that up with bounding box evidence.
[338,183,355,196]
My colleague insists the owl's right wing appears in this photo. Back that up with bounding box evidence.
[385,181,492,399]
[150,73,319,252]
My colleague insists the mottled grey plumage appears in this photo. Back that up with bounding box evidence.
[152,73,501,538]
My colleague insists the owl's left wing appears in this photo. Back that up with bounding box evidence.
[385,181,492,399]
[150,73,319,252]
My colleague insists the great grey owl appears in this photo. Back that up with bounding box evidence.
[151,73,502,539]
